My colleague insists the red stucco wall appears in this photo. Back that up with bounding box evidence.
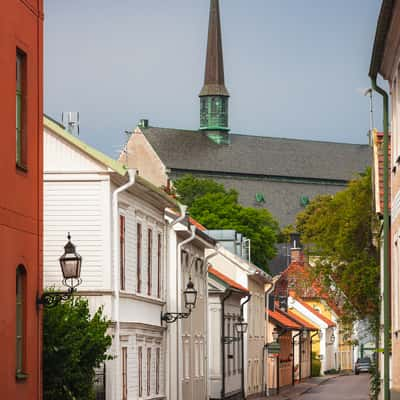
[0,0,43,398]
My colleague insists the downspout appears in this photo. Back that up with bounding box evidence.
[166,203,187,400]
[112,169,136,399]
[221,289,233,399]
[371,77,390,400]
[264,280,276,397]
[292,331,301,386]
[240,293,252,399]
[176,223,196,400]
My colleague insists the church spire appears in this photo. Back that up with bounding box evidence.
[199,0,230,142]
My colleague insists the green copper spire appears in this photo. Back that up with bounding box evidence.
[199,0,230,143]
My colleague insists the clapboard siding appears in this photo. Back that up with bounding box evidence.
[44,127,106,172]
[44,179,109,290]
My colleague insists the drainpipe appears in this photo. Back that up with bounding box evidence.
[292,331,301,386]
[240,293,252,399]
[221,289,233,399]
[263,279,277,397]
[371,77,390,400]
[166,203,187,400]
[112,169,136,399]
[176,223,196,400]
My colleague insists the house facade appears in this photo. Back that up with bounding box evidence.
[0,1,43,398]
[369,2,400,398]
[43,116,176,400]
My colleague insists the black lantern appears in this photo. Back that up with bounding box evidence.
[302,329,308,340]
[59,233,82,290]
[184,278,197,311]
[235,317,248,334]
[37,233,83,308]
[161,278,198,324]
[330,333,336,344]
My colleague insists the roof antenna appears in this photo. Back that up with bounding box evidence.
[62,112,80,136]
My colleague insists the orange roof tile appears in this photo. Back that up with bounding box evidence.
[294,297,336,327]
[269,309,302,330]
[208,266,249,293]
[189,217,207,231]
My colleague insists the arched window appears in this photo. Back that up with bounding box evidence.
[16,265,26,377]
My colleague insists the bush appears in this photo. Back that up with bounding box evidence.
[43,296,112,400]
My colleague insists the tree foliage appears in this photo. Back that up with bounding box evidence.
[296,168,380,322]
[43,296,112,400]
[174,174,279,271]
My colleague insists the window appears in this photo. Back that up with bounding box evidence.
[147,229,152,296]
[16,265,26,378]
[120,215,126,290]
[138,346,143,397]
[16,49,27,169]
[146,348,151,396]
[122,347,128,400]
[157,233,162,298]
[137,223,142,293]
[156,348,160,395]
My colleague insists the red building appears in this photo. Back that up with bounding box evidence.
[0,1,43,398]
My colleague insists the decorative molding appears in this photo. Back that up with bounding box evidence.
[119,291,165,306]
[120,322,165,332]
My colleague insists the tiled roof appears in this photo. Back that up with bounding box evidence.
[208,266,249,293]
[142,127,371,182]
[269,309,302,330]
[189,217,207,232]
[294,297,336,327]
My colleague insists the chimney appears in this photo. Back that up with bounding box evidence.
[289,233,304,264]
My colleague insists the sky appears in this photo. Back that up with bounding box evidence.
[44,0,383,157]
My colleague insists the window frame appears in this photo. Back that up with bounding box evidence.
[156,347,160,394]
[138,346,143,397]
[16,265,27,379]
[147,228,152,296]
[157,233,162,298]
[120,214,126,290]
[137,222,142,293]
[122,347,128,400]
[16,49,27,171]
[146,347,151,396]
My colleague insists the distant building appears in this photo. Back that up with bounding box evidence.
[0,1,43,398]
[121,0,371,229]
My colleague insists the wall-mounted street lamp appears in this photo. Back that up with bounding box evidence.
[37,233,82,308]
[272,328,280,342]
[330,333,336,344]
[224,317,248,344]
[161,278,198,324]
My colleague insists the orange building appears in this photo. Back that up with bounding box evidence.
[0,0,43,398]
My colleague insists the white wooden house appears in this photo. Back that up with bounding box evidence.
[43,116,176,400]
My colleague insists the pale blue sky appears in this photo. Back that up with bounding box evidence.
[44,1,383,157]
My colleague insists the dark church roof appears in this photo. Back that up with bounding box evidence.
[141,126,371,183]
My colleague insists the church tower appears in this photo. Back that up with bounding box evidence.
[199,0,230,144]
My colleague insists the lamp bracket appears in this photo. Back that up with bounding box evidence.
[36,288,75,309]
[223,336,241,344]
[161,311,191,324]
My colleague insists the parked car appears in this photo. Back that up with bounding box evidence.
[354,357,371,374]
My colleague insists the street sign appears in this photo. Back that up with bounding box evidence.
[268,342,281,354]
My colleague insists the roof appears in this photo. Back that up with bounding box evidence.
[141,127,371,183]
[369,0,393,78]
[189,217,207,232]
[44,115,127,176]
[44,115,177,208]
[286,311,319,331]
[199,0,229,97]
[294,297,336,328]
[208,266,249,293]
[373,131,391,215]
[269,309,302,330]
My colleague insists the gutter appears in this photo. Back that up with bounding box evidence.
[112,169,136,399]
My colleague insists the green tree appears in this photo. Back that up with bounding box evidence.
[296,168,380,322]
[174,174,279,271]
[43,296,112,400]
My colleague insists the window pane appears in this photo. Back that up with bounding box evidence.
[120,215,125,290]
[138,346,143,397]
[148,229,152,296]
[15,50,26,168]
[16,266,25,374]
[137,223,142,293]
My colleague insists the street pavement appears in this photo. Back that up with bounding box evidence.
[254,373,370,400]
[297,373,370,400]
